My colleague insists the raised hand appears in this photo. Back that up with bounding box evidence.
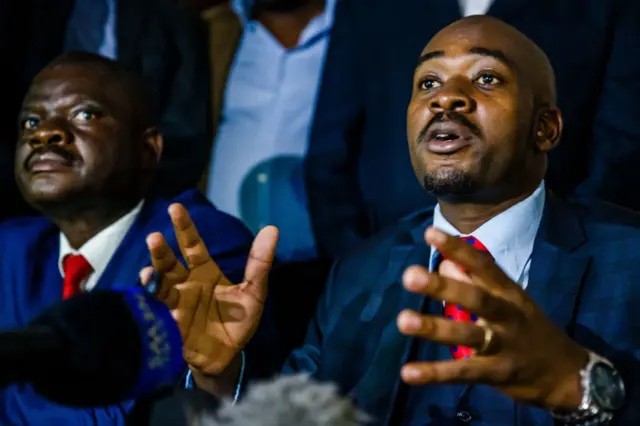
[396,227,589,410]
[140,203,278,375]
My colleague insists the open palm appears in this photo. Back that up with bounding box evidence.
[140,204,278,375]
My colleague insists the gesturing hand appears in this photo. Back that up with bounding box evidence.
[139,203,278,376]
[396,227,589,410]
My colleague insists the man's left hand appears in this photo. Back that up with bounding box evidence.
[397,227,589,410]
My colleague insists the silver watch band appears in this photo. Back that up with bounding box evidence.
[551,352,614,425]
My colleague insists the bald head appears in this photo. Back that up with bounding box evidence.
[423,15,556,106]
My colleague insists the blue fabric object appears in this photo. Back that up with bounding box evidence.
[119,287,186,399]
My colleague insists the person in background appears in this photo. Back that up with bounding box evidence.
[306,0,640,260]
[199,0,336,352]
[144,16,640,425]
[0,52,277,425]
[0,0,211,221]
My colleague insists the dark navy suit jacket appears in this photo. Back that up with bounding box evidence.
[306,0,640,259]
[0,189,277,425]
[284,195,640,425]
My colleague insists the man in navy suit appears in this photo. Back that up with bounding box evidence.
[145,16,639,425]
[0,52,274,425]
[306,0,640,260]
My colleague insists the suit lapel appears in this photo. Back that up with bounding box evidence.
[527,193,590,330]
[349,220,433,423]
[95,198,168,291]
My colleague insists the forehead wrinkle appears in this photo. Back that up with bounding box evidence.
[25,73,130,116]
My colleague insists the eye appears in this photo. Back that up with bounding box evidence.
[21,117,39,131]
[419,78,442,91]
[74,109,98,121]
[474,73,502,86]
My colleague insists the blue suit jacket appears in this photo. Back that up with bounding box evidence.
[306,0,640,259]
[284,195,640,425]
[0,189,275,425]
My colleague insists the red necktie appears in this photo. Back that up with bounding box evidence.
[62,254,93,299]
[435,236,492,359]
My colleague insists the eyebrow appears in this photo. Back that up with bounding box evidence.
[416,46,515,69]
[468,46,514,68]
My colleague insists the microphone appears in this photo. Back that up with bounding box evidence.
[0,287,185,407]
[196,374,371,426]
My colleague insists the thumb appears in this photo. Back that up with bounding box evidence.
[243,226,279,302]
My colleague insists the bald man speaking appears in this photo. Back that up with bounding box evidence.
[144,16,640,426]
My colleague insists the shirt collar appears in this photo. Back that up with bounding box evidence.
[429,181,546,282]
[58,200,144,281]
[231,0,338,43]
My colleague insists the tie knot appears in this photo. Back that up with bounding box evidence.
[63,254,92,279]
[432,235,491,271]
[62,254,93,299]
[458,235,490,254]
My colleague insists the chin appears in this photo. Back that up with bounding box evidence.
[422,168,478,196]
[21,181,83,210]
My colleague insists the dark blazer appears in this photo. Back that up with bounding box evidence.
[306,0,640,259]
[284,194,640,425]
[0,189,278,425]
[0,0,211,220]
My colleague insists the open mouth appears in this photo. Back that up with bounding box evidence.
[425,122,476,155]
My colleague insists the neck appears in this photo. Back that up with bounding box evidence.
[256,0,325,48]
[48,199,139,250]
[438,181,541,235]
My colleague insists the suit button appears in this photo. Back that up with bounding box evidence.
[456,410,473,423]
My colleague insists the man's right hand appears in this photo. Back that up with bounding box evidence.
[139,203,278,377]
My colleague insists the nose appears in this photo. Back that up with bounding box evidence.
[28,127,69,149]
[429,82,475,114]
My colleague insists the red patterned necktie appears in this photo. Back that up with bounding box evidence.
[62,254,93,300]
[433,236,492,359]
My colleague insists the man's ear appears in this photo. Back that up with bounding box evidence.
[534,108,563,153]
[142,127,163,168]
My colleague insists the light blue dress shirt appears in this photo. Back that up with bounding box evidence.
[429,181,546,288]
[65,0,118,59]
[206,0,337,262]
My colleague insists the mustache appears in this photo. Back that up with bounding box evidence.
[24,146,76,170]
[418,112,482,143]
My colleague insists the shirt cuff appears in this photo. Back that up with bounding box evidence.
[184,350,245,405]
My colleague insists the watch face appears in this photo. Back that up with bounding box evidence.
[591,362,626,410]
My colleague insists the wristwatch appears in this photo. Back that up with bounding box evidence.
[551,351,626,425]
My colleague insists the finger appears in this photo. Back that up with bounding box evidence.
[146,232,188,300]
[169,203,213,270]
[397,310,486,348]
[401,356,507,385]
[241,226,279,303]
[139,266,154,285]
[403,265,515,322]
[425,227,509,292]
[438,259,471,283]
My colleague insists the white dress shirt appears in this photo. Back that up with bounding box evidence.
[57,201,144,291]
[458,0,494,16]
[206,0,337,262]
[429,182,546,288]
